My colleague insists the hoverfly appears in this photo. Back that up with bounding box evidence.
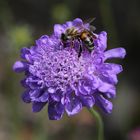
[61,18,97,57]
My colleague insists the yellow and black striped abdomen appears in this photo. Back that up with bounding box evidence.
[66,27,78,36]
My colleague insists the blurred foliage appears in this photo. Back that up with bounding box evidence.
[0,0,140,140]
[52,3,71,23]
[0,0,13,27]
[7,25,33,50]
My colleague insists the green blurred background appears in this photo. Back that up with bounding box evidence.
[0,0,140,140]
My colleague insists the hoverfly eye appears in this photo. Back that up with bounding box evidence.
[61,33,68,41]
[87,33,90,37]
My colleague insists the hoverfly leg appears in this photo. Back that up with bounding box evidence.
[78,38,83,58]
[78,44,83,58]
[63,42,67,48]
[71,40,74,48]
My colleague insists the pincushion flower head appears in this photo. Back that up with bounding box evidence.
[13,18,126,120]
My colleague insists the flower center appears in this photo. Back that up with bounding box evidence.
[29,49,87,92]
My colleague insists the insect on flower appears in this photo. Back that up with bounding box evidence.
[13,18,126,120]
[61,18,97,57]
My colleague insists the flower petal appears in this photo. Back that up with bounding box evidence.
[49,89,62,102]
[103,63,123,74]
[94,31,107,51]
[26,77,43,89]
[80,95,95,108]
[48,102,64,120]
[32,102,46,112]
[29,89,41,99]
[104,48,126,60]
[65,21,73,27]
[36,35,49,47]
[20,47,33,62]
[54,24,65,38]
[50,93,61,102]
[65,96,82,116]
[38,91,49,102]
[95,94,113,113]
[20,47,30,59]
[13,61,28,72]
[100,72,118,84]
[73,18,83,27]
[21,78,29,88]
[22,90,31,103]
[98,80,116,98]
[78,79,92,95]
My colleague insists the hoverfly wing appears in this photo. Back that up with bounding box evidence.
[83,17,96,24]
[83,18,96,31]
[89,25,96,31]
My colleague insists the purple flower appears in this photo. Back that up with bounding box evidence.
[13,18,126,120]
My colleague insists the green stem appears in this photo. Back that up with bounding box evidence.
[89,108,104,140]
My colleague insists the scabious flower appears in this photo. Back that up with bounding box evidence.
[13,18,126,120]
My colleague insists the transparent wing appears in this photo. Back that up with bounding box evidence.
[83,17,96,24]
[83,18,96,31]
[89,25,96,31]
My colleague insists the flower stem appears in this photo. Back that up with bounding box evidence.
[89,108,104,140]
